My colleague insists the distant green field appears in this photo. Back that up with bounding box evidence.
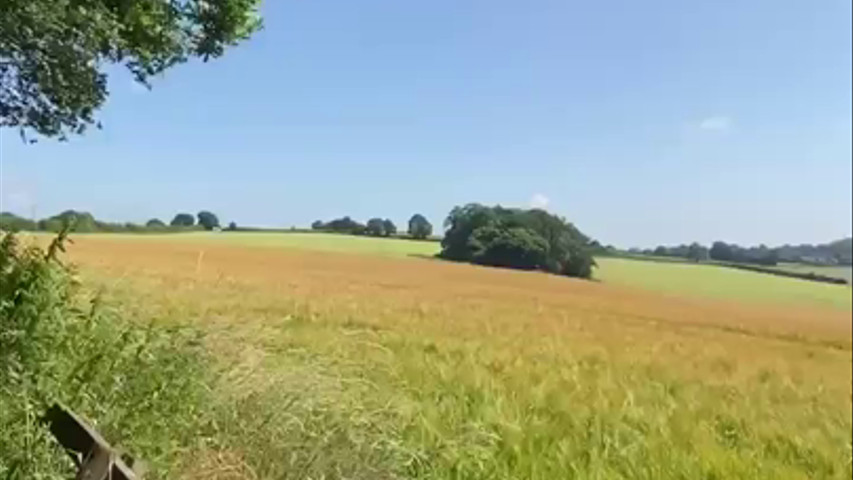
[768,263,853,283]
[70,231,442,257]
[596,257,852,311]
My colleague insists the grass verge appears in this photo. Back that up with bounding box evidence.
[0,232,210,479]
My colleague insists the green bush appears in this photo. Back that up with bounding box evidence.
[0,212,36,232]
[0,231,210,479]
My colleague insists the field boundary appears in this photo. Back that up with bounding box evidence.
[711,262,849,285]
[601,253,850,285]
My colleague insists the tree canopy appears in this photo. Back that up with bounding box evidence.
[1,0,262,140]
[197,211,220,230]
[146,218,166,228]
[0,212,36,231]
[408,214,433,239]
[709,241,778,265]
[440,204,596,279]
[366,218,385,236]
[382,219,397,237]
[35,210,97,232]
[170,213,195,227]
[687,242,709,262]
[312,216,366,235]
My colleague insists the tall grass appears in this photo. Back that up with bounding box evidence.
[0,232,210,479]
[0,231,409,479]
[6,232,851,479]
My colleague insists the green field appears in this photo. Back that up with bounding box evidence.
[596,257,852,311]
[71,231,442,257]
[769,263,853,284]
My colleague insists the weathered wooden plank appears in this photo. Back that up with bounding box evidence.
[42,403,142,480]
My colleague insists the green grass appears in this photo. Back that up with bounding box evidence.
[768,263,853,284]
[0,233,211,479]
[74,231,443,258]
[595,257,852,311]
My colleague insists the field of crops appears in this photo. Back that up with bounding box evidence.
[54,232,853,479]
[69,232,853,310]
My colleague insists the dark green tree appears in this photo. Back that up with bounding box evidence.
[408,214,433,239]
[468,225,548,270]
[670,244,690,258]
[366,218,385,237]
[197,211,220,230]
[0,212,36,231]
[44,210,96,232]
[710,241,733,261]
[322,216,365,235]
[227,221,237,231]
[311,220,325,230]
[1,0,262,140]
[440,203,596,279]
[442,204,499,261]
[146,218,166,228]
[382,219,397,237]
[687,242,709,262]
[170,213,195,227]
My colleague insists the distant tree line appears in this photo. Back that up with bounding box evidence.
[440,204,596,279]
[0,210,228,233]
[638,242,774,265]
[709,242,778,266]
[634,238,852,267]
[775,239,852,266]
[642,243,711,263]
[311,214,434,239]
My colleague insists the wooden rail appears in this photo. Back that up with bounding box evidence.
[42,404,144,480]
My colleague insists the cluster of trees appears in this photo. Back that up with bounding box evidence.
[440,204,596,279]
[775,239,852,265]
[645,243,710,262]
[0,210,226,233]
[311,214,434,239]
[366,218,397,237]
[637,237,853,267]
[708,242,778,266]
[311,217,366,235]
[640,242,771,265]
[169,211,221,230]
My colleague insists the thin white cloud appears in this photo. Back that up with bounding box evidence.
[529,193,550,209]
[698,116,732,131]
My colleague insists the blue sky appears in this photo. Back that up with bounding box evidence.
[1,0,851,247]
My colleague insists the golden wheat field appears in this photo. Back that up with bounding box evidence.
[63,233,852,479]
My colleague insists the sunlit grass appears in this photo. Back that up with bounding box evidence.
[64,235,851,479]
[67,231,442,257]
[38,232,852,310]
[596,257,852,311]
